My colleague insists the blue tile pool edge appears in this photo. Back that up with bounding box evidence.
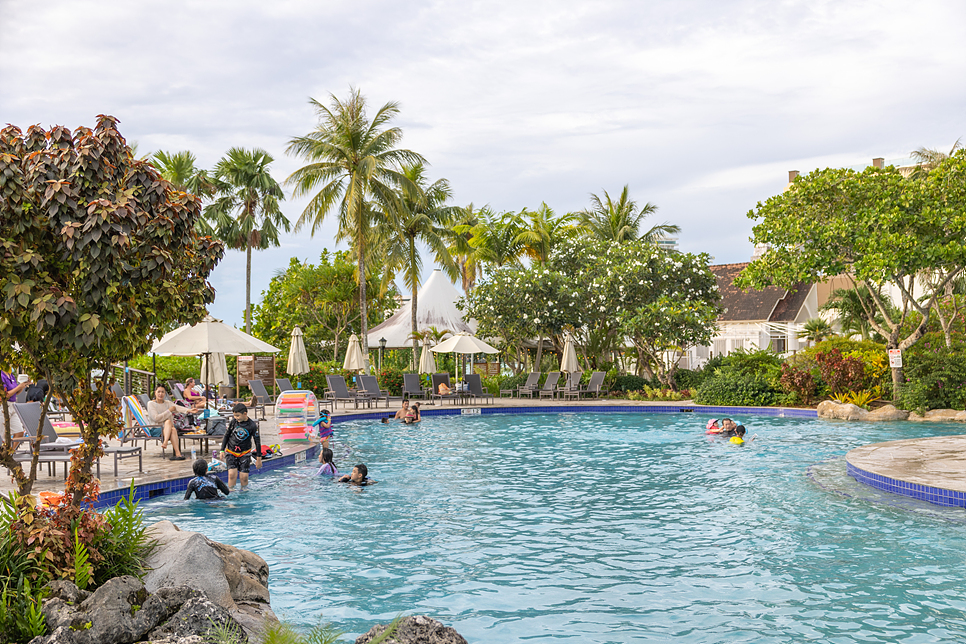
[846,460,966,508]
[93,404,815,509]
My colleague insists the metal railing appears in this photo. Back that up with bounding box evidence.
[111,364,156,395]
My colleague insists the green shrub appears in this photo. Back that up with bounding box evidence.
[93,485,157,585]
[719,348,784,381]
[673,368,707,391]
[899,336,966,410]
[128,355,201,385]
[378,368,404,396]
[614,375,647,392]
[694,371,781,407]
[482,373,528,396]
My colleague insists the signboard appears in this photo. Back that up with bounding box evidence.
[461,407,481,415]
[888,349,903,368]
[474,362,500,376]
[236,355,276,388]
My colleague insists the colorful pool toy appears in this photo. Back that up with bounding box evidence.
[276,390,319,442]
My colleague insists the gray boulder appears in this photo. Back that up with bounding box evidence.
[147,597,246,642]
[144,520,276,637]
[864,404,909,421]
[817,400,868,421]
[908,409,966,422]
[355,615,468,644]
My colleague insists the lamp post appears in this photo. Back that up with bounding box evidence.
[379,337,386,372]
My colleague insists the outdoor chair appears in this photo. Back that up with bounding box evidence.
[246,380,275,420]
[569,371,607,399]
[358,375,391,408]
[510,372,541,398]
[464,374,494,405]
[537,372,561,399]
[558,372,581,399]
[402,374,429,401]
[276,378,294,392]
[325,375,369,410]
[167,381,186,402]
[110,382,125,399]
[431,374,459,405]
[121,395,165,450]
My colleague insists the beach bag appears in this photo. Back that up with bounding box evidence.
[205,418,227,436]
[173,413,190,431]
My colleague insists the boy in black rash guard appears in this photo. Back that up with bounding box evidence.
[219,402,262,489]
[184,458,230,500]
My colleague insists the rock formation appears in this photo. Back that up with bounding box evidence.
[144,520,277,637]
[355,615,468,644]
[817,401,909,421]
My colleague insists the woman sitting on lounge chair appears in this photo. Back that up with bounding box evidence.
[146,386,189,461]
[181,378,207,411]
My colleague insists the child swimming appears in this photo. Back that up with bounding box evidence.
[313,409,333,447]
[317,447,339,476]
[730,425,747,445]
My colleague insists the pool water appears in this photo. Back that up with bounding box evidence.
[144,413,966,643]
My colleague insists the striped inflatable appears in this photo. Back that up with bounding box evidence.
[275,390,318,442]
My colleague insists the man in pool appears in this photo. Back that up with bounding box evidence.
[338,463,376,486]
[184,458,231,499]
[393,400,410,420]
[219,402,262,489]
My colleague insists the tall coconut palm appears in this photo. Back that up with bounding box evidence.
[378,163,460,368]
[206,147,289,333]
[444,204,484,293]
[908,139,962,179]
[579,185,679,244]
[285,89,424,374]
[152,150,218,233]
[467,209,525,276]
[514,203,579,265]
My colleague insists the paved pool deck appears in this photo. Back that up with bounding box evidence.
[9,396,964,509]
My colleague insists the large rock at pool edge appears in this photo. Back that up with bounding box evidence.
[907,409,966,422]
[355,615,468,644]
[816,401,909,422]
[144,520,277,638]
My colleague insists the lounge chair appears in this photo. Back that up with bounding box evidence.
[567,371,608,399]
[246,380,275,419]
[402,374,429,401]
[131,395,208,457]
[509,372,541,398]
[431,374,459,405]
[358,375,392,408]
[537,372,561,399]
[325,375,369,409]
[110,382,125,400]
[276,378,294,392]
[558,372,581,398]
[121,396,165,449]
[464,374,494,405]
[167,381,186,402]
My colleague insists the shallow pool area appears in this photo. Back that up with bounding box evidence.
[144,412,966,643]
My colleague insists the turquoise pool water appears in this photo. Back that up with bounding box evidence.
[144,413,966,643]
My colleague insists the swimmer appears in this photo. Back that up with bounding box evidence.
[706,418,721,434]
[403,402,421,424]
[730,425,747,445]
[720,418,739,436]
[338,463,376,486]
[184,458,230,500]
[317,447,339,476]
[381,416,390,424]
[313,408,333,448]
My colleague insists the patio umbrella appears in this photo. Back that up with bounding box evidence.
[431,332,499,381]
[152,315,280,355]
[288,326,310,387]
[560,334,580,373]
[418,344,437,374]
[200,353,229,386]
[343,334,366,372]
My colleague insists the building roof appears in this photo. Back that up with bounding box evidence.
[711,263,811,322]
[367,270,475,349]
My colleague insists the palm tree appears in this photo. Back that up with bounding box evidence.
[467,209,525,276]
[285,89,424,374]
[821,285,894,342]
[152,150,218,233]
[514,203,579,265]
[443,204,483,293]
[908,139,962,179]
[206,147,289,334]
[579,185,679,243]
[797,318,835,346]
[379,163,460,368]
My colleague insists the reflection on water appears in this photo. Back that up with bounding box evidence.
[144,413,966,643]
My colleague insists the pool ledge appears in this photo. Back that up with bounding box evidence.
[846,435,966,507]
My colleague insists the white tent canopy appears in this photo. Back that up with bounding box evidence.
[368,270,475,349]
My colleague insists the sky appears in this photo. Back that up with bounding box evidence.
[2,0,964,327]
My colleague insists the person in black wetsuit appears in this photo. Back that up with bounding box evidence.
[184,458,230,500]
[219,402,262,489]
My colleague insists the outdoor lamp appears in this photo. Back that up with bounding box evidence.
[379,337,386,370]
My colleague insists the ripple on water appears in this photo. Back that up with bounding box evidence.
[144,413,966,643]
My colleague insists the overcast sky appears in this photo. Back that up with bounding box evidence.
[2,0,964,327]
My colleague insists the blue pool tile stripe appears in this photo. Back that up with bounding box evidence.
[846,461,966,508]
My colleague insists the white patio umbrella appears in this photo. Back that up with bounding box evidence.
[418,344,437,374]
[288,326,310,387]
[342,334,366,372]
[431,332,499,382]
[560,334,580,373]
[200,353,229,386]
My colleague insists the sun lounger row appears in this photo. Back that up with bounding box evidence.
[500,371,608,399]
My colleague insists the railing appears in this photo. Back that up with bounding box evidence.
[111,364,156,395]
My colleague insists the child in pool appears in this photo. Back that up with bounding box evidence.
[184,458,230,500]
[313,409,333,448]
[730,425,747,445]
[338,463,376,486]
[403,402,421,424]
[317,447,339,476]
[706,418,737,435]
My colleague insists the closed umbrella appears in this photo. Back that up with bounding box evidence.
[343,334,366,372]
[288,326,310,387]
[200,353,229,386]
[418,344,437,374]
[560,334,580,373]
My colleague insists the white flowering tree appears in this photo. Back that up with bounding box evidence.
[464,238,719,380]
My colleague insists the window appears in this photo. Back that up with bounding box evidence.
[713,339,727,356]
[770,334,787,353]
[731,338,745,351]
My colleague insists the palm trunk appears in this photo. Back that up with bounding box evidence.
[411,287,419,372]
[358,222,371,375]
[245,243,252,334]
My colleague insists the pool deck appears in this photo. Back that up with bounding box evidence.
[9,396,964,510]
[846,436,966,507]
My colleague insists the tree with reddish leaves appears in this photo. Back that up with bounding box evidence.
[0,116,222,506]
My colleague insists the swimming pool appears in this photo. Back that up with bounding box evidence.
[144,412,966,643]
